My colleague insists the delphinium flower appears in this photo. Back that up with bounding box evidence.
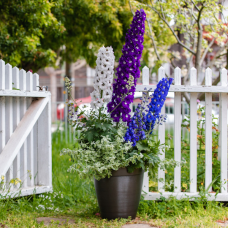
[124,77,173,146]
[65,77,86,127]
[124,102,147,146]
[145,78,173,134]
[68,101,78,125]
[90,46,115,109]
[107,9,146,123]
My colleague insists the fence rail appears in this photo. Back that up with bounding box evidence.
[0,60,52,198]
[139,66,228,201]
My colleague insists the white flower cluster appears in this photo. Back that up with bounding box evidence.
[90,46,115,109]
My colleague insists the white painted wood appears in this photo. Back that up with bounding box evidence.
[27,130,34,186]
[158,67,165,192]
[0,97,49,178]
[142,66,149,193]
[0,185,52,198]
[205,68,212,86]
[26,71,34,186]
[136,85,228,93]
[33,73,39,185]
[19,69,28,187]
[174,67,181,193]
[142,192,228,201]
[5,64,13,187]
[26,71,33,92]
[205,68,212,192]
[190,68,198,193]
[0,59,51,197]
[219,68,227,193]
[0,97,5,154]
[0,60,5,90]
[0,90,48,97]
[142,66,149,85]
[0,61,5,155]
[142,172,149,193]
[37,95,52,187]
[34,73,39,91]
[5,64,12,90]
[12,67,21,188]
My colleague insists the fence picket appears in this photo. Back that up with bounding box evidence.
[19,69,28,188]
[174,67,181,193]
[142,66,149,193]
[26,71,34,187]
[205,68,212,191]
[33,73,39,185]
[0,60,5,155]
[219,68,227,193]
[158,67,166,192]
[12,67,21,188]
[5,64,13,186]
[190,67,198,193]
[0,60,5,189]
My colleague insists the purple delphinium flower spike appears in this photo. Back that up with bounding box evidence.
[107,9,146,123]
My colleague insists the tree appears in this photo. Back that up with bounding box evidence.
[0,0,136,72]
[130,0,228,96]
[0,0,65,71]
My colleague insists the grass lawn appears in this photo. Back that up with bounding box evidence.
[0,131,228,227]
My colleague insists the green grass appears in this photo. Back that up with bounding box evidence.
[0,130,228,227]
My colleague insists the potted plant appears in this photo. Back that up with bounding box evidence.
[61,9,173,220]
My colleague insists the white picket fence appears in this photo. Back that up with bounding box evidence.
[140,66,228,201]
[0,60,52,198]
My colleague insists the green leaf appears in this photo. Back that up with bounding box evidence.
[136,140,150,152]
[85,131,94,142]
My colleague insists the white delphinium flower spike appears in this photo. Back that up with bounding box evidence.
[90,46,115,109]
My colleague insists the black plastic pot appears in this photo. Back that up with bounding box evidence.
[94,168,144,220]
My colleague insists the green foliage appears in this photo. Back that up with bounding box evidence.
[0,1,140,71]
[52,0,134,67]
[75,108,118,143]
[0,0,63,71]
[131,0,228,77]
[61,125,146,180]
[138,195,224,220]
[127,137,161,176]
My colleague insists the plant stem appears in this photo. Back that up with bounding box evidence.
[68,92,89,118]
[99,90,103,120]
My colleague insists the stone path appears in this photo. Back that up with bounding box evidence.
[35,217,228,227]
[216,220,228,227]
[0,224,9,228]
[36,217,75,226]
[36,217,156,227]
[122,224,155,228]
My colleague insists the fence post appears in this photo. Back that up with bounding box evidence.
[37,94,52,187]
[12,67,21,188]
[174,67,181,193]
[190,67,197,193]
[19,69,28,188]
[5,64,13,186]
[0,60,5,155]
[205,67,212,192]
[142,66,149,193]
[219,68,227,193]
[158,66,166,192]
